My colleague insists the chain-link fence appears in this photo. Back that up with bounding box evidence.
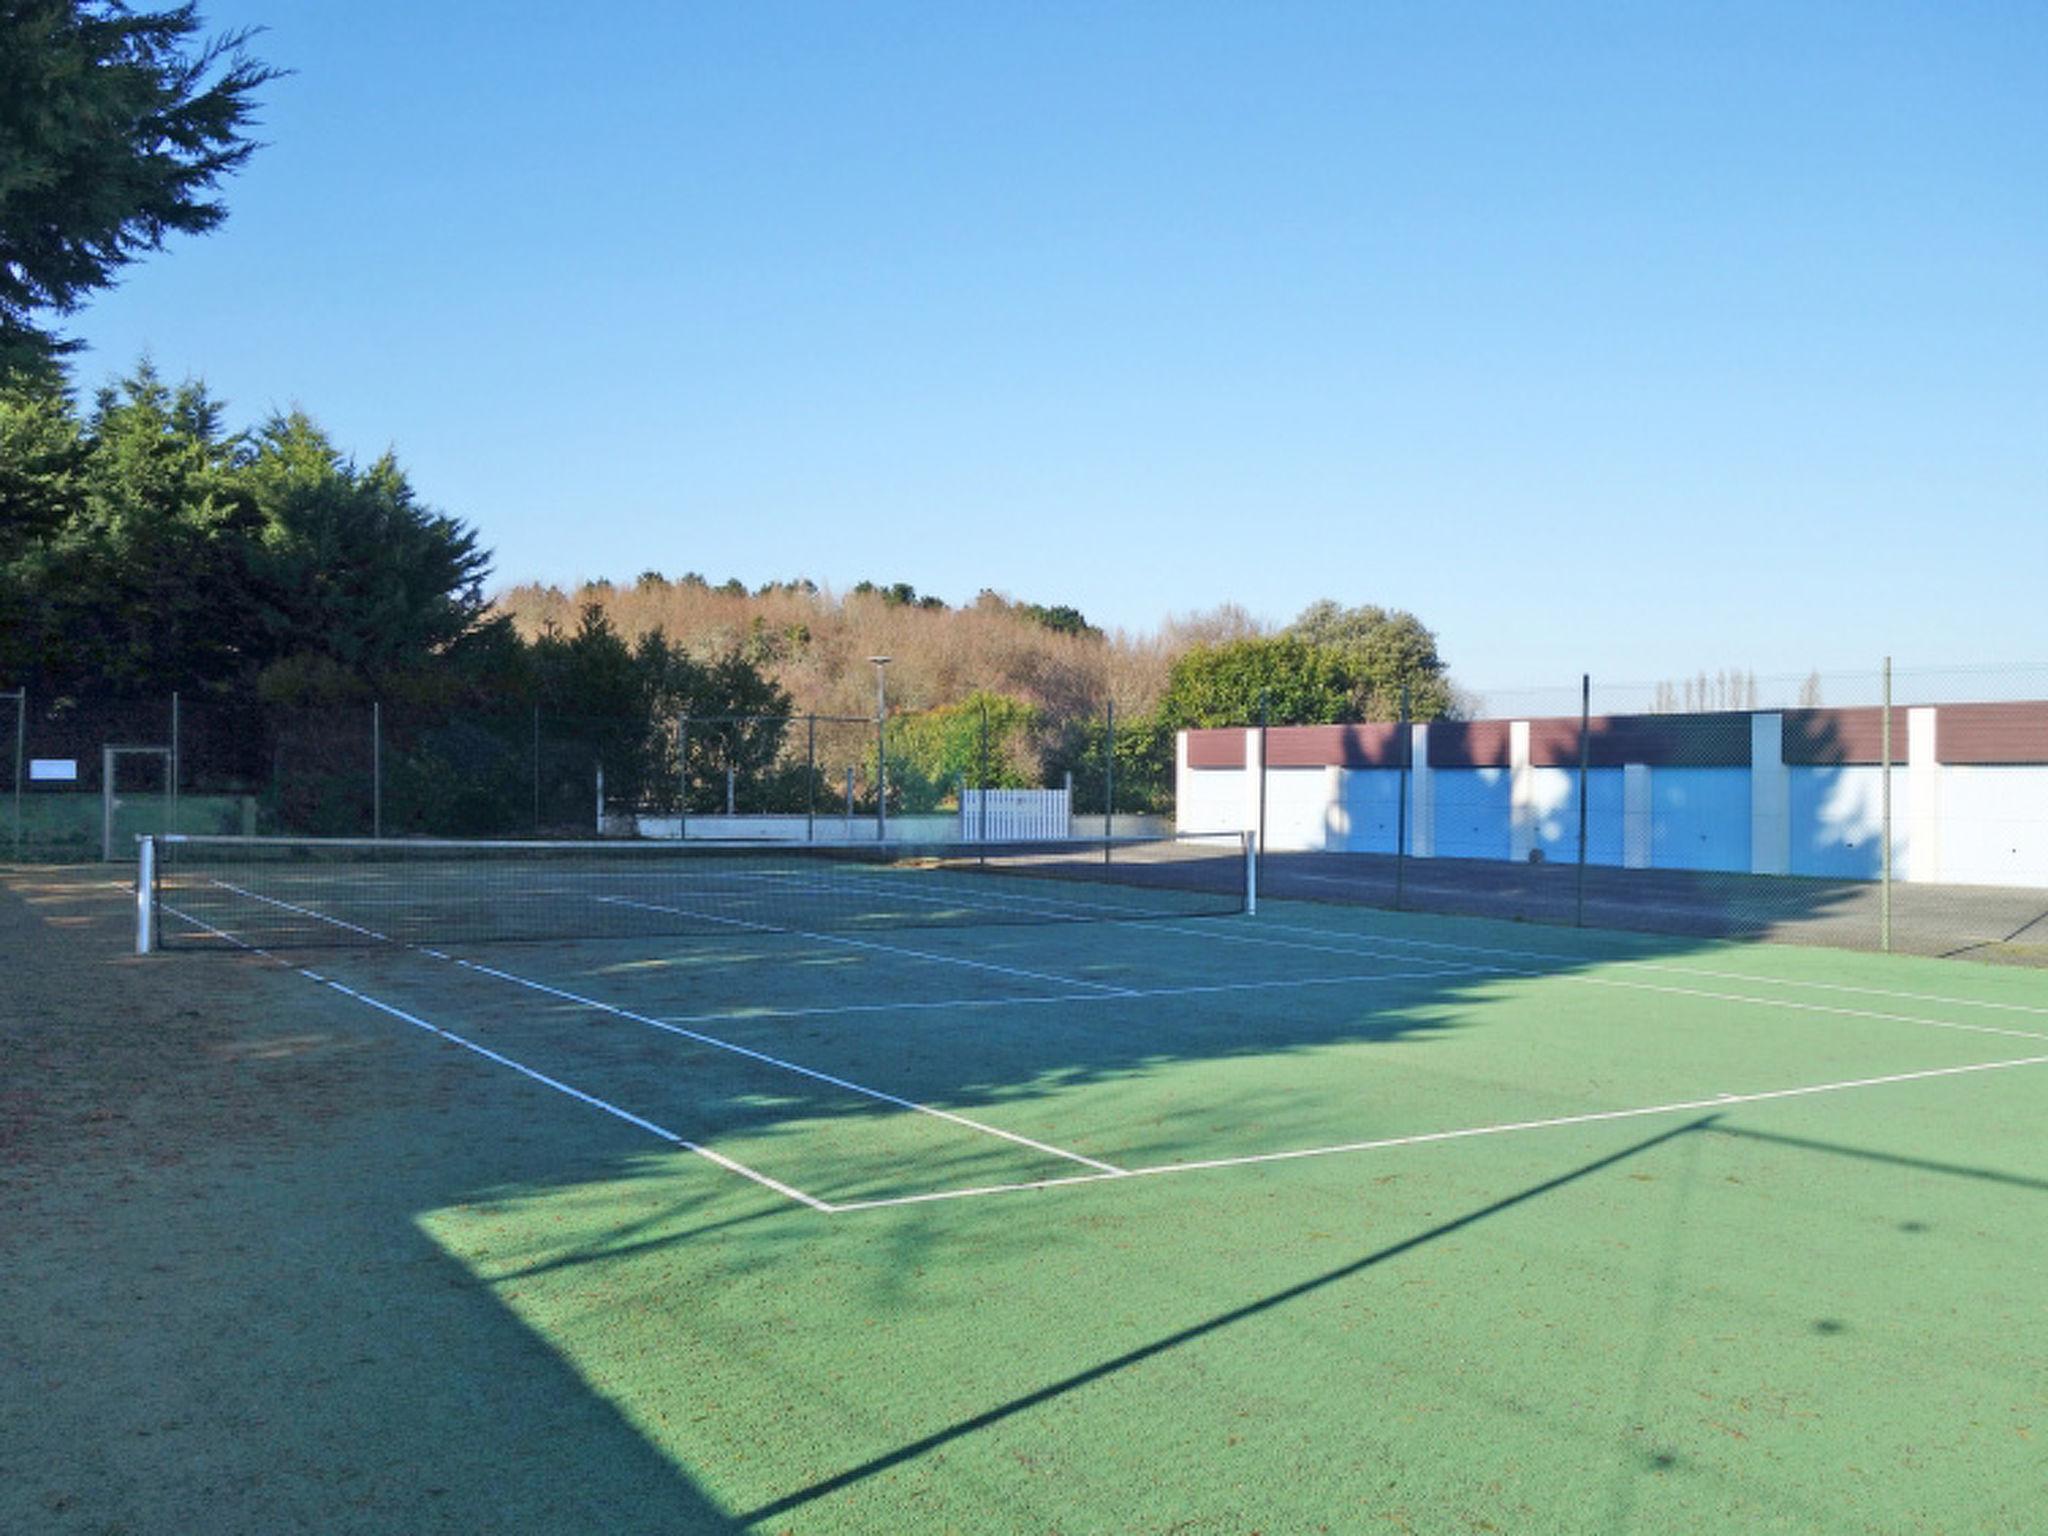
[0,688,1155,859]
[21,660,2038,967]
[1205,661,2048,965]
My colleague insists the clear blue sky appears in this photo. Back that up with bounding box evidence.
[65,1,2048,689]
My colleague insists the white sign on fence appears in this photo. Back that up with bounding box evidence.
[959,787,1071,841]
[29,759,78,782]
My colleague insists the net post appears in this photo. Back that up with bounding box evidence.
[1244,829,1258,915]
[135,835,157,954]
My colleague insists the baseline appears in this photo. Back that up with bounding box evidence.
[828,1049,2048,1213]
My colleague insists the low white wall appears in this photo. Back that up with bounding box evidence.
[630,813,958,843]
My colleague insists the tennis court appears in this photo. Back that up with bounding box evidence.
[7,838,2046,1532]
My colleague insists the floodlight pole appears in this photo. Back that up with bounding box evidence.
[870,657,891,841]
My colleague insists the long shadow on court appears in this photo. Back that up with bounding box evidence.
[736,1117,1710,1526]
[0,872,757,1535]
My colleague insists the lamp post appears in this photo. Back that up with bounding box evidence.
[869,656,892,840]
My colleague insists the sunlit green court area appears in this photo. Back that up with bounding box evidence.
[4,866,2045,1533]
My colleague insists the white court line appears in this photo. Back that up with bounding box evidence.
[654,964,1500,1029]
[159,902,833,1212]
[592,892,1134,993]
[1241,913,2048,1018]
[201,880,1125,1176]
[740,861,1236,928]
[448,954,1128,1175]
[1162,921,2048,1047]
[828,1050,2048,1212]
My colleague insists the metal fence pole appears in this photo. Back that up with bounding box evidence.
[1575,673,1591,928]
[531,704,541,832]
[1103,699,1115,859]
[169,692,180,835]
[5,688,24,860]
[874,680,888,843]
[978,699,989,843]
[1395,685,1409,912]
[806,714,816,843]
[372,700,382,839]
[678,715,689,841]
[1881,656,1893,953]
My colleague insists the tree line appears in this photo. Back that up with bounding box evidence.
[0,3,1462,832]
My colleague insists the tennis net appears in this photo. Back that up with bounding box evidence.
[138,832,1253,951]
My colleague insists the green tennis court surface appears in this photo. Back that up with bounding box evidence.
[6,867,2045,1533]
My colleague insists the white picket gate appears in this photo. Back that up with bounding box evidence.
[959,787,1071,841]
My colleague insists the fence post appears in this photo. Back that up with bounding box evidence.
[372,700,382,839]
[5,687,25,860]
[681,716,693,833]
[531,704,541,832]
[806,714,816,843]
[1396,685,1409,912]
[170,692,180,835]
[1103,699,1115,859]
[978,700,989,843]
[1881,657,1893,953]
[1575,674,1590,927]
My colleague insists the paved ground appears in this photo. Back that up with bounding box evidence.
[1257,850,2048,964]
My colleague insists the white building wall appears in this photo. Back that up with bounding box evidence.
[1787,767,1887,879]
[1525,766,1581,864]
[1937,767,2048,887]
[1262,767,1335,851]
[1433,768,1513,861]
[1333,768,1404,853]
[1177,713,2048,889]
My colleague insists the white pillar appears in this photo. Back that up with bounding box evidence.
[1408,723,1434,857]
[1509,720,1535,862]
[1244,726,1263,837]
[1174,730,1190,833]
[1623,763,1653,869]
[1907,707,1939,882]
[1750,712,1789,875]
